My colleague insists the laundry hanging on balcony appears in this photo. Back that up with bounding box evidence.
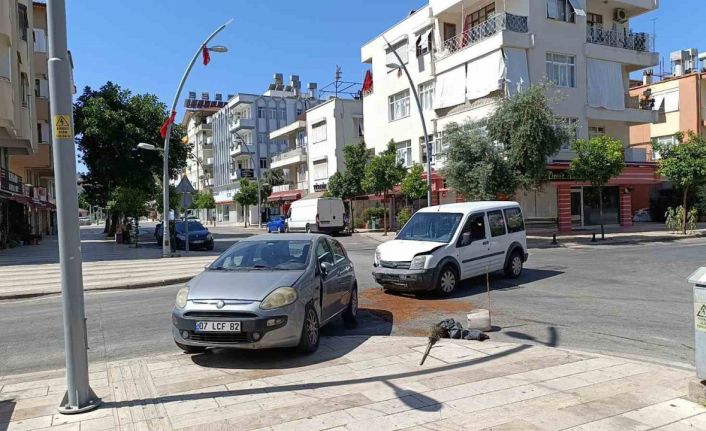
[587,58,625,111]
[503,47,530,97]
[433,65,466,109]
[466,50,504,101]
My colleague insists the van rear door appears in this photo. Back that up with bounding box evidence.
[318,199,332,227]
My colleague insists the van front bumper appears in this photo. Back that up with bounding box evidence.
[372,267,437,292]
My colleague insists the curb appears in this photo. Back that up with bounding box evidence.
[0,276,193,301]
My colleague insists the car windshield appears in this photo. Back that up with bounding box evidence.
[209,239,311,271]
[176,221,206,233]
[396,212,463,243]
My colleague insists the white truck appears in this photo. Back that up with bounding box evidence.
[287,197,346,235]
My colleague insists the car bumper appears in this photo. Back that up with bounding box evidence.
[372,266,437,292]
[177,239,214,249]
[172,301,303,349]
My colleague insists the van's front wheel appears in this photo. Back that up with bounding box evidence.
[435,265,458,296]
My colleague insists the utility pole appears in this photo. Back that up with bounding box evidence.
[47,0,101,414]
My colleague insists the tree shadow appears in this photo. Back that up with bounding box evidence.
[383,381,441,412]
[0,400,15,431]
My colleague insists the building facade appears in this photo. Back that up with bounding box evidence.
[210,74,319,224]
[361,0,660,231]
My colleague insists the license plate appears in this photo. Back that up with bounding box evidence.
[192,240,204,244]
[195,321,241,332]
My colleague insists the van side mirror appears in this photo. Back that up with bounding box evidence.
[461,232,472,246]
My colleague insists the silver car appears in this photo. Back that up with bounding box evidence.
[172,234,358,354]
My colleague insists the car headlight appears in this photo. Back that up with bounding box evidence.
[260,287,297,310]
[175,287,189,308]
[206,233,213,240]
[409,255,429,270]
[374,249,381,266]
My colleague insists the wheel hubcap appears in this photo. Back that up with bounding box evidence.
[441,271,456,293]
[512,257,522,275]
[306,309,318,344]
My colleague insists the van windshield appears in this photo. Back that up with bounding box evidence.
[396,212,463,243]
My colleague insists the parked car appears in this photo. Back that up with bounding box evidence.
[632,208,652,222]
[266,215,287,233]
[171,234,358,354]
[78,216,91,226]
[372,201,528,296]
[155,221,214,251]
[287,197,346,234]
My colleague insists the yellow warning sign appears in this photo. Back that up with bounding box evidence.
[696,303,706,332]
[53,115,72,139]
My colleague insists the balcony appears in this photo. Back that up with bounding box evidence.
[586,93,659,124]
[434,13,529,62]
[229,117,255,132]
[230,143,254,157]
[0,168,24,194]
[270,146,307,169]
[585,26,658,70]
[203,137,213,148]
[625,148,649,164]
[272,181,308,193]
[194,122,212,134]
[204,178,214,187]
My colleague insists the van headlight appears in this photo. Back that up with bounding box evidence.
[374,249,381,267]
[175,287,189,308]
[409,255,429,270]
[260,287,297,310]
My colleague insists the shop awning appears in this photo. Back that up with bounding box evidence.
[9,195,33,205]
[267,190,303,202]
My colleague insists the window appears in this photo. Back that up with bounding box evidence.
[588,126,605,139]
[278,108,287,121]
[328,239,346,263]
[388,90,410,121]
[419,135,434,164]
[557,117,579,150]
[316,239,334,266]
[547,0,575,23]
[311,121,327,143]
[415,28,433,57]
[257,133,267,145]
[386,38,408,69]
[353,117,364,137]
[34,77,48,98]
[443,23,457,42]
[418,81,435,111]
[397,212,464,243]
[33,29,47,53]
[313,159,328,180]
[653,89,679,113]
[487,210,507,237]
[587,13,603,27]
[503,207,525,233]
[209,239,311,271]
[20,73,29,107]
[269,108,276,120]
[546,53,576,88]
[257,107,266,119]
[467,3,496,29]
[458,213,486,246]
[36,123,42,143]
[17,4,28,41]
[395,140,412,167]
[260,158,267,169]
[0,45,10,80]
[655,135,676,147]
[296,108,303,117]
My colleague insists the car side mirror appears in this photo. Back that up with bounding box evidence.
[320,261,333,276]
[461,232,472,246]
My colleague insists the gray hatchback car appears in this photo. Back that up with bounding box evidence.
[172,234,358,354]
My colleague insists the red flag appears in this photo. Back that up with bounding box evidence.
[362,70,373,95]
[202,45,210,66]
[160,110,176,138]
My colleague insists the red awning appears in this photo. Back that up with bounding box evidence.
[268,190,303,202]
[9,195,33,206]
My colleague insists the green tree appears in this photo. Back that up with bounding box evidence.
[259,168,286,205]
[193,190,216,210]
[363,141,406,234]
[73,82,192,234]
[569,136,626,233]
[328,142,369,231]
[653,132,706,234]
[154,185,183,216]
[78,191,90,211]
[235,179,258,227]
[108,186,151,219]
[442,121,517,200]
[486,84,567,189]
[400,163,429,209]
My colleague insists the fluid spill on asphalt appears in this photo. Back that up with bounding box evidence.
[359,288,476,327]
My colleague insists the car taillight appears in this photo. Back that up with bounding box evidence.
[316,214,320,224]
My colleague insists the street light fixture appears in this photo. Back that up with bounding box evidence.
[384,36,433,208]
[137,142,159,152]
[208,45,228,53]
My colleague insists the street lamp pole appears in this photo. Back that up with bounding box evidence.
[233,130,262,228]
[160,20,232,258]
[384,37,433,208]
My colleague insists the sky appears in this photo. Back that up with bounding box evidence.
[66,0,703,171]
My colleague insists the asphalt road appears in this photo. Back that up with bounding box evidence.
[0,235,702,375]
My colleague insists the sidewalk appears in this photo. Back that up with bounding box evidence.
[1,336,704,430]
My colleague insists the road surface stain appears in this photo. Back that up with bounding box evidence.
[360,288,476,326]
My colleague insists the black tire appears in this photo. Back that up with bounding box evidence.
[435,265,458,296]
[298,304,320,354]
[504,250,524,279]
[342,285,358,328]
[206,244,214,251]
[175,341,206,354]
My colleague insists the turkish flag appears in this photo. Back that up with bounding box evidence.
[202,45,210,66]
[160,110,176,138]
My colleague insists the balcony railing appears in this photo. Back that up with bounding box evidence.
[586,26,651,53]
[0,167,23,194]
[625,93,655,110]
[271,146,307,164]
[273,181,308,193]
[435,13,528,61]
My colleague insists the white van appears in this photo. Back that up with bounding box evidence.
[287,197,346,234]
[372,201,528,296]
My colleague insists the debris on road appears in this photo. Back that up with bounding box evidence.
[439,318,489,341]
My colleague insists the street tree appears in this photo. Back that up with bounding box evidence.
[154,185,183,217]
[363,141,406,234]
[653,132,706,234]
[400,163,429,209]
[235,179,258,227]
[73,82,192,234]
[328,142,368,230]
[569,136,625,235]
[260,168,286,205]
[486,84,567,189]
[193,190,216,214]
[442,121,517,200]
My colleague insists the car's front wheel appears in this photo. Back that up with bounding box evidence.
[298,304,320,354]
[435,265,458,296]
[342,285,358,328]
[175,341,207,354]
[504,250,523,279]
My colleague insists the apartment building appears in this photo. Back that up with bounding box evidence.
[210,74,319,224]
[361,0,660,231]
[267,97,364,214]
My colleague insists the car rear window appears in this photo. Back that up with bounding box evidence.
[487,210,507,237]
[504,207,525,233]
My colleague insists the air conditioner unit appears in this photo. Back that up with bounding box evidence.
[614,8,628,23]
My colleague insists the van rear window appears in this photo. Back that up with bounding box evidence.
[504,207,525,233]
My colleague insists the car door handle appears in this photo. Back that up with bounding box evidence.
[482,241,489,245]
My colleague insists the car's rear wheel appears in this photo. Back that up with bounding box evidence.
[298,304,320,354]
[279,226,286,233]
[342,285,358,328]
[175,341,207,354]
[504,250,523,279]
[435,265,458,296]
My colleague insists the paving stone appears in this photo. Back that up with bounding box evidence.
[622,398,706,428]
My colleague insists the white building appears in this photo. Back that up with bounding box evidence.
[361,0,660,231]
[210,74,319,224]
[267,97,364,209]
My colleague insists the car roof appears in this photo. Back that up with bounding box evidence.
[417,201,520,214]
[243,233,327,242]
